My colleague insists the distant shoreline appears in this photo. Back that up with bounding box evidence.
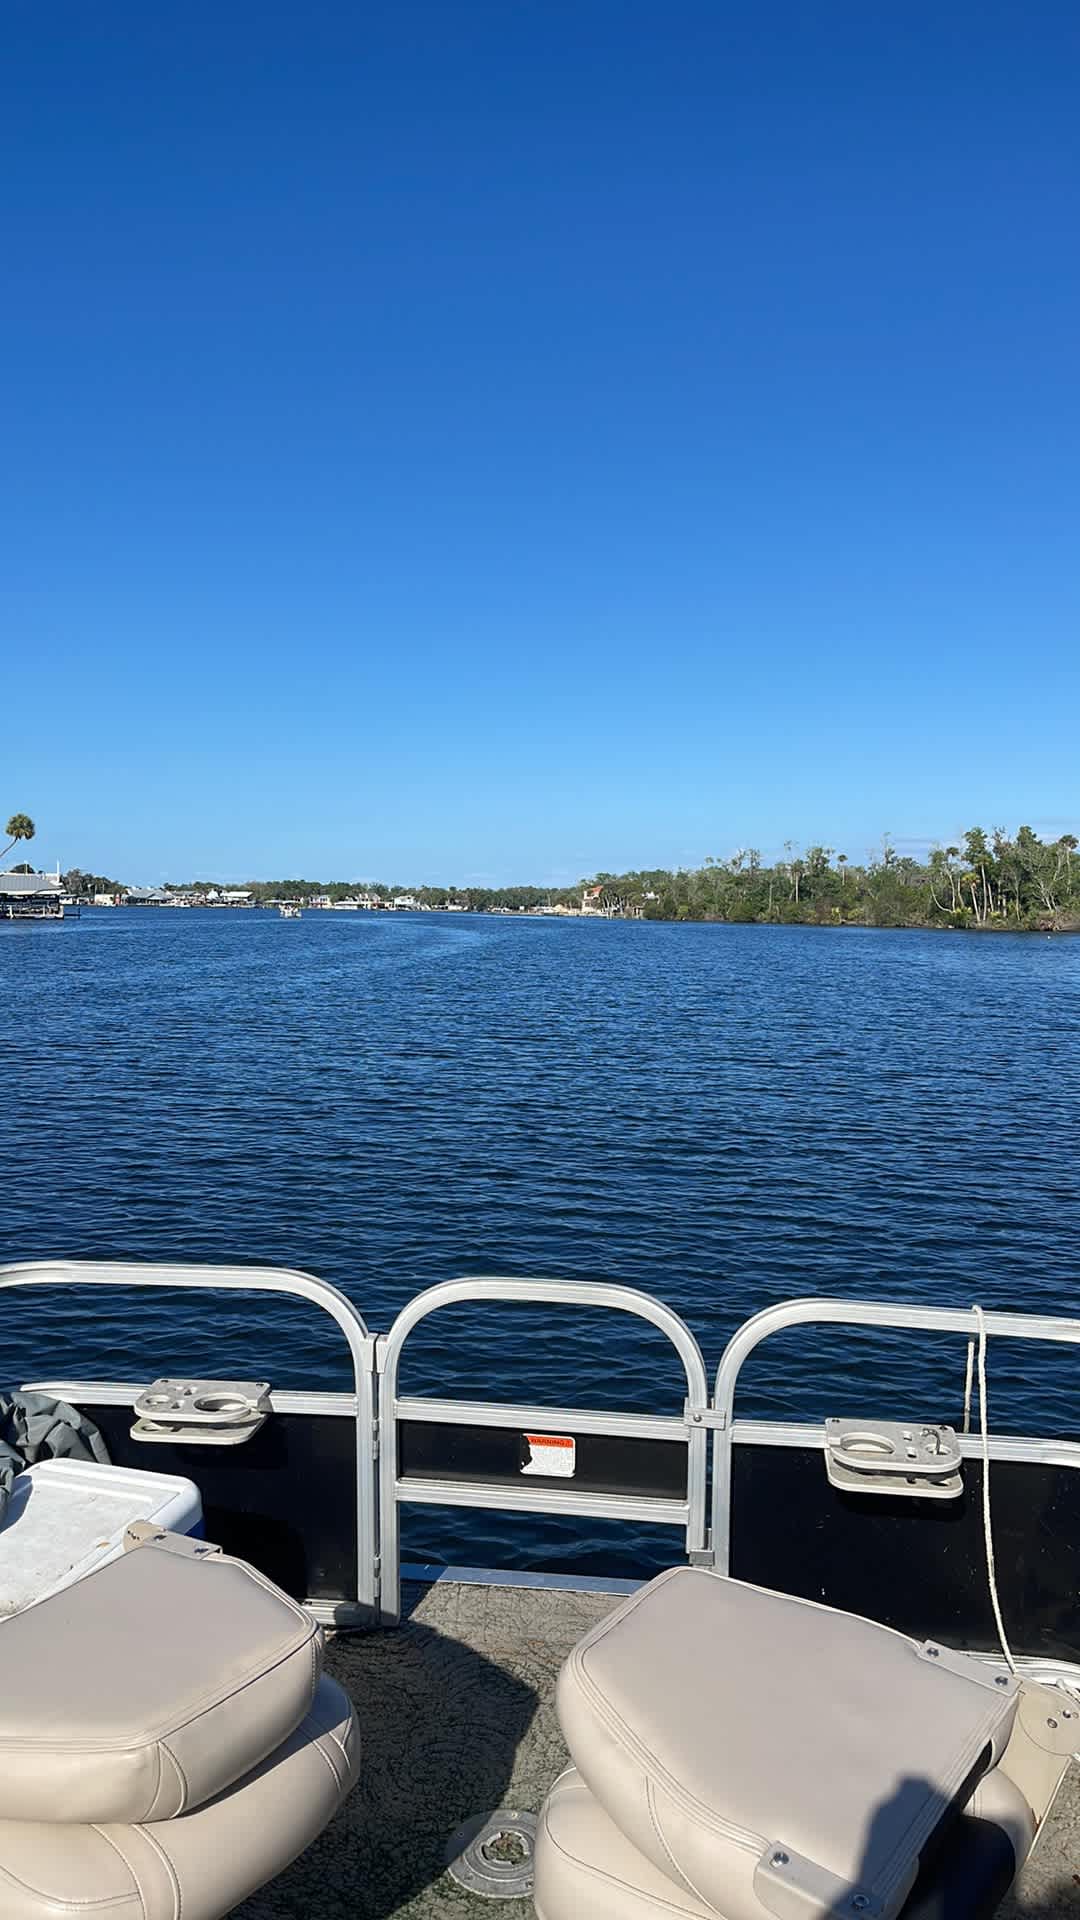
[71,901,1080,936]
[42,827,1080,935]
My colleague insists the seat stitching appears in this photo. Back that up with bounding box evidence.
[568,1570,682,1653]
[867,1705,1010,1902]
[0,1628,319,1751]
[135,1824,183,1920]
[646,1778,723,1915]
[319,1722,355,1781]
[0,1855,136,1909]
[545,1768,578,1801]
[92,1825,155,1918]
[569,1660,761,1853]
[308,1730,348,1790]
[540,1801,712,1919]
[144,1741,164,1823]
[697,1570,946,1649]
[159,1740,188,1815]
[575,1566,985,1672]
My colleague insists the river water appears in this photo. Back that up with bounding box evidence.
[3,908,1078,1571]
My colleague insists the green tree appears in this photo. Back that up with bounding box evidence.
[804,846,833,900]
[2,813,35,863]
[927,849,950,914]
[962,827,992,923]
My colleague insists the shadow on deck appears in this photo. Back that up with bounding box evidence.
[236,1579,1079,1920]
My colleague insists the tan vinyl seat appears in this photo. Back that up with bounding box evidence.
[536,1568,1030,1920]
[0,1532,360,1920]
[536,1762,1036,1920]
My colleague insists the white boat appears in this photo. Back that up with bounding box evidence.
[278,903,302,918]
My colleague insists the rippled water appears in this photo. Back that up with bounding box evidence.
[3,909,1078,1570]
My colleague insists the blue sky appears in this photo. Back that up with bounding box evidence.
[4,2,1078,884]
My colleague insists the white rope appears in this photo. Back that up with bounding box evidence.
[971,1307,1080,1725]
[972,1304,1017,1675]
[962,1338,975,1436]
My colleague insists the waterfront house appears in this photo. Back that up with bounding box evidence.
[124,885,170,906]
[0,868,65,920]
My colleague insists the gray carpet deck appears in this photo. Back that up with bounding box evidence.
[237,1579,1079,1920]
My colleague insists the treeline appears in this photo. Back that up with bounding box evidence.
[173,877,573,911]
[62,868,124,895]
[615,826,1080,929]
[171,825,1080,930]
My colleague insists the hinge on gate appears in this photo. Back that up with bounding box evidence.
[371,1414,380,1461]
[684,1400,726,1430]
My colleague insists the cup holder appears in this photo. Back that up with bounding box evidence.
[825,1417,963,1501]
[837,1432,896,1458]
[132,1378,271,1446]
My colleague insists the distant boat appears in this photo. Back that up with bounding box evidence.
[278,903,302,919]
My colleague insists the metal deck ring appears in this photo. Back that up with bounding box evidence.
[446,1808,538,1898]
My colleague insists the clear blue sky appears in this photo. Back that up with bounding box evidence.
[4,2,1078,884]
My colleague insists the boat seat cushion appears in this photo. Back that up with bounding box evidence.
[535,1766,1031,1920]
[0,1672,359,1920]
[556,1568,1020,1920]
[537,1766,716,1920]
[0,1535,323,1822]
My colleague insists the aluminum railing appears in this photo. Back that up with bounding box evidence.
[0,1259,378,1618]
[375,1275,711,1622]
[4,1265,1080,1632]
[710,1296,1080,1575]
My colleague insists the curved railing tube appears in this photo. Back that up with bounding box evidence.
[377,1275,711,1623]
[0,1260,378,1616]
[710,1296,1080,1575]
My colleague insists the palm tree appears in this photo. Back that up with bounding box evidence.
[1,814,35,863]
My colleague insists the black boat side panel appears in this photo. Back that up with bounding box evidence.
[730,1444,1080,1664]
[79,1405,358,1602]
[397,1420,689,1501]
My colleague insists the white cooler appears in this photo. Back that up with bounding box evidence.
[0,1459,204,1616]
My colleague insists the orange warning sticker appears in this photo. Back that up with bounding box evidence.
[521,1433,576,1478]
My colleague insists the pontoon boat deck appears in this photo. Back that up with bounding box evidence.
[0,1261,1075,1919]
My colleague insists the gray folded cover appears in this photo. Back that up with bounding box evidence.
[0,1391,110,1523]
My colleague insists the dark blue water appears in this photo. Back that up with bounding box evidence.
[3,909,1078,1571]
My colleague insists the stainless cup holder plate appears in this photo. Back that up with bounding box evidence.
[825,1417,964,1500]
[132,1378,271,1446]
